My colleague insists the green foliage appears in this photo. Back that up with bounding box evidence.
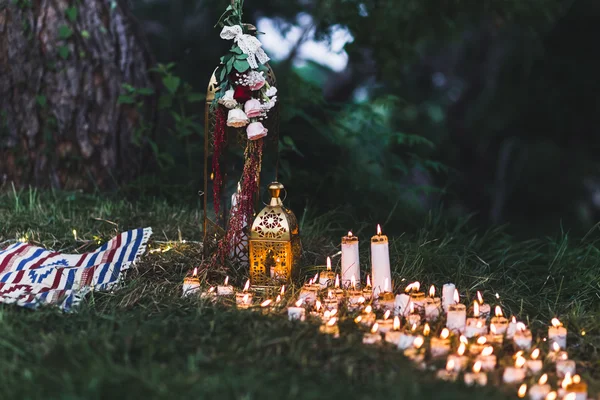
[65,6,78,22]
[57,25,73,40]
[57,45,70,59]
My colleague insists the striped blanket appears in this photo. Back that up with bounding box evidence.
[0,228,152,311]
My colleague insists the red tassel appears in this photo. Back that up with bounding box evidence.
[211,107,227,217]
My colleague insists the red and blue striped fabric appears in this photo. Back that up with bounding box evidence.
[0,228,152,311]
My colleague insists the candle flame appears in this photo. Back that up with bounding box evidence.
[460,335,468,344]
[515,350,524,359]
[351,275,356,290]
[377,224,382,235]
[476,320,483,328]
[384,278,389,292]
[477,336,487,345]
[335,274,340,288]
[275,294,282,303]
[413,336,424,349]
[261,299,272,307]
[512,316,517,323]
[192,267,198,278]
[481,346,494,356]
[354,316,362,323]
[348,231,353,237]
[473,301,480,317]
[539,374,548,385]
[358,296,365,304]
[531,348,540,360]
[446,359,455,371]
[429,285,435,297]
[562,373,573,390]
[243,279,250,292]
[383,310,391,320]
[551,318,562,328]
[545,392,557,400]
[326,257,332,270]
[295,298,304,307]
[440,328,450,339]
[224,276,229,285]
[423,323,431,336]
[281,285,285,295]
[411,323,417,332]
[313,273,319,283]
[453,289,459,304]
[515,355,526,368]
[564,394,576,400]
[405,281,420,293]
[573,375,581,384]
[552,342,560,352]
[560,352,568,361]
[409,302,415,314]
[473,361,482,373]
[393,316,400,330]
[366,275,372,287]
[365,305,372,314]
[495,305,503,317]
[490,324,497,334]
[330,309,338,317]
[315,300,322,311]
[208,286,215,293]
[477,291,483,304]
[517,322,527,332]
[518,384,527,398]
[371,323,379,334]
[458,342,466,356]
[328,290,334,299]
[242,294,249,303]
[327,317,337,326]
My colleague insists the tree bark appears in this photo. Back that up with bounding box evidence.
[0,0,156,190]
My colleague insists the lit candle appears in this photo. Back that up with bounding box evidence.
[362,275,373,300]
[403,336,425,364]
[442,283,456,312]
[318,257,336,288]
[182,267,201,297]
[397,325,418,350]
[375,310,394,333]
[319,317,340,338]
[363,323,382,344]
[469,336,488,355]
[424,285,442,320]
[507,316,520,339]
[217,276,234,296]
[562,374,587,400]
[475,346,497,371]
[436,359,458,381]
[556,352,576,378]
[377,278,395,312]
[341,231,360,287]
[384,316,402,345]
[529,374,551,400]
[490,306,509,334]
[446,289,466,333]
[514,322,533,349]
[464,361,487,386]
[503,355,527,383]
[235,279,253,308]
[406,282,426,311]
[323,289,339,311]
[260,298,273,314]
[518,384,528,399]
[447,342,469,371]
[333,274,345,300]
[406,302,421,327]
[298,276,320,305]
[465,301,488,338]
[355,305,376,327]
[476,291,491,318]
[346,275,364,311]
[485,323,504,345]
[526,348,543,374]
[288,299,306,321]
[430,328,451,358]
[548,318,567,349]
[200,286,216,302]
[394,292,411,317]
[371,224,391,297]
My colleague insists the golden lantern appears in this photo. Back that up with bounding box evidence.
[249,182,301,285]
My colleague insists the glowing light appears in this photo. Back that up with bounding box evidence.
[518,384,527,398]
[511,316,517,323]
[275,295,282,303]
[459,335,468,344]
[545,392,557,400]
[429,285,435,297]
[377,224,382,235]
[440,328,450,339]
[393,316,400,330]
[72,229,78,240]
[243,279,250,292]
[477,291,483,304]
[335,274,340,288]
[413,336,424,349]
[473,301,480,317]
[384,278,389,292]
[354,316,363,323]
[477,336,487,345]
[327,317,337,326]
[261,299,272,307]
[457,343,466,356]
[473,361,482,373]
[313,273,319,283]
[411,323,417,332]
[423,323,431,336]
[564,394,576,400]
[539,374,548,385]
[409,302,415,314]
[517,322,527,332]
[351,275,356,289]
[446,359,455,371]
[371,323,379,334]
[328,290,334,299]
[295,298,304,307]
[366,275,372,287]
[192,267,198,278]
[515,356,526,368]
[481,346,494,356]
[281,285,285,295]
[383,310,391,320]
[365,305,372,314]
[573,375,581,384]
[330,309,337,317]
[551,318,562,328]
[531,348,540,360]
[453,289,459,304]
[224,276,229,286]
[581,330,586,336]
[561,373,573,390]
[495,306,503,317]
[326,257,332,271]
[315,300,322,311]
[405,281,420,293]
[348,231,353,237]
[552,342,560,352]
[357,296,365,304]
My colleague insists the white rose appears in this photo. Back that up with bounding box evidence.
[218,89,238,109]
[227,108,249,128]
[265,86,277,97]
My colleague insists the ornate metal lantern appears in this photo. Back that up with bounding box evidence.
[249,182,301,285]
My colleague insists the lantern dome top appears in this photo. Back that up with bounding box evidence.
[250,182,298,242]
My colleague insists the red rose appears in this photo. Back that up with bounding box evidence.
[233,85,252,102]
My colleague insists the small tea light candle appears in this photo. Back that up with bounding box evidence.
[395,293,411,317]
[430,328,452,358]
[341,231,360,287]
[323,290,339,311]
[332,275,345,300]
[288,299,306,321]
[507,316,520,339]
[319,257,336,288]
[442,283,456,312]
[321,308,337,323]
[548,318,567,349]
[529,374,551,400]
[363,323,382,344]
[376,310,394,333]
[425,285,442,321]
[485,323,504,345]
[447,343,469,371]
[556,354,576,378]
[355,305,377,327]
[546,342,564,362]
[319,317,340,338]
[182,267,201,297]
[469,336,489,355]
[475,346,497,371]
[563,374,587,400]
[490,306,509,334]
[217,276,234,296]
[514,323,533,349]
[371,224,391,298]
[362,275,373,300]
[406,281,426,311]
[526,348,543,374]
[403,336,425,363]
[200,286,217,302]
[465,301,488,338]
[235,279,253,308]
[298,277,320,305]
[406,302,421,327]
[503,355,527,383]
[464,361,487,386]
[446,289,466,333]
[397,331,417,350]
[346,275,364,310]
[437,359,458,382]
[384,316,402,345]
[476,291,491,318]
[377,280,395,312]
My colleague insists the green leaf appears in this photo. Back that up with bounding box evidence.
[81,30,90,39]
[233,59,249,73]
[137,87,155,96]
[58,25,73,40]
[230,46,243,55]
[35,95,47,108]
[219,67,227,82]
[158,94,173,110]
[58,45,70,59]
[65,6,77,22]
[236,53,249,60]
[162,75,180,94]
[117,95,135,105]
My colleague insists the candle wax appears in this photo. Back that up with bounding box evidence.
[446,303,467,333]
[502,367,526,383]
[490,316,509,334]
[548,326,567,348]
[513,329,533,349]
[362,332,382,344]
[556,359,576,378]
[429,337,451,358]
[287,306,306,321]
[528,384,551,400]
[447,354,469,371]
[442,283,455,312]
[406,314,421,327]
[424,297,442,321]
[341,234,360,287]
[384,330,402,346]
[370,233,391,297]
[465,318,488,338]
[394,293,411,316]
[464,372,487,386]
[475,355,497,371]
[217,285,234,296]
[526,360,543,374]
[375,319,394,333]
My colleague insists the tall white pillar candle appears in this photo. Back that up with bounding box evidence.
[371,224,391,298]
[341,232,360,287]
[442,283,455,312]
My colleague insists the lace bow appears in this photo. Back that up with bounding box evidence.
[220,25,270,70]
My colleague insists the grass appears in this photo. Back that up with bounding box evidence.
[0,188,599,399]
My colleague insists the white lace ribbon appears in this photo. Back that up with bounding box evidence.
[220,25,270,69]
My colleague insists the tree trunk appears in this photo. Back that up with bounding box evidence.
[0,0,156,190]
